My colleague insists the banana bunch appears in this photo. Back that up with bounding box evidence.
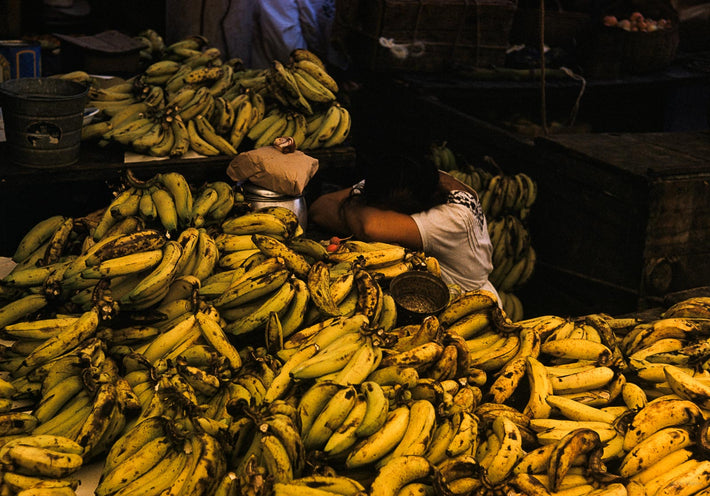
[476,415,526,486]
[53,69,99,87]
[80,37,350,156]
[273,313,373,382]
[299,102,351,150]
[378,316,478,390]
[161,34,210,63]
[243,101,350,151]
[620,315,710,370]
[2,215,78,289]
[223,89,266,150]
[272,474,365,496]
[0,434,84,495]
[448,164,495,193]
[221,207,301,241]
[663,296,710,318]
[125,306,243,384]
[28,338,140,462]
[51,230,170,310]
[0,412,39,438]
[421,405,480,468]
[244,106,301,150]
[90,172,191,238]
[447,165,537,221]
[0,375,16,412]
[0,315,81,397]
[263,51,339,116]
[209,257,297,336]
[488,215,537,293]
[432,455,482,496]
[436,290,531,385]
[84,80,142,115]
[428,141,458,172]
[519,427,623,493]
[326,239,415,281]
[189,181,236,227]
[498,290,525,322]
[97,418,227,496]
[1,308,101,386]
[227,395,335,492]
[480,172,538,221]
[342,399,431,470]
[134,28,166,64]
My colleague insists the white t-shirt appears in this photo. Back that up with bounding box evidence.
[411,190,499,299]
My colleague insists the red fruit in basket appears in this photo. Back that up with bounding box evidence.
[326,243,339,253]
[602,15,618,26]
[630,11,644,22]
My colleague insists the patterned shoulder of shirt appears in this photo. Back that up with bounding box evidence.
[447,190,486,228]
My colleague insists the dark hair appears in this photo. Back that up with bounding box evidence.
[358,154,443,214]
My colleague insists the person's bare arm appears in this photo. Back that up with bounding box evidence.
[343,205,423,250]
[308,187,352,235]
[309,188,423,250]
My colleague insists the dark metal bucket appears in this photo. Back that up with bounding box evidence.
[0,77,89,168]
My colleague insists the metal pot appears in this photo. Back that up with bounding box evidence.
[242,182,308,230]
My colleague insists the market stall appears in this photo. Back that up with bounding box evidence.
[0,1,709,494]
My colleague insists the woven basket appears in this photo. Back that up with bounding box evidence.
[581,23,680,78]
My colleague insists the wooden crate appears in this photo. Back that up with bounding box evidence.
[529,131,710,312]
[333,0,517,72]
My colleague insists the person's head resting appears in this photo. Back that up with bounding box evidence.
[361,153,442,214]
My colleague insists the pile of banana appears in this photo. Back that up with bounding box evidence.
[4,168,710,496]
[74,34,350,157]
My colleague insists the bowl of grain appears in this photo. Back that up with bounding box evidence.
[389,270,450,325]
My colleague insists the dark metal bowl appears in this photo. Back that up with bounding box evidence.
[389,270,450,325]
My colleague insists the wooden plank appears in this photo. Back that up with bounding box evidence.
[535,131,710,177]
[0,143,356,185]
[631,132,710,174]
